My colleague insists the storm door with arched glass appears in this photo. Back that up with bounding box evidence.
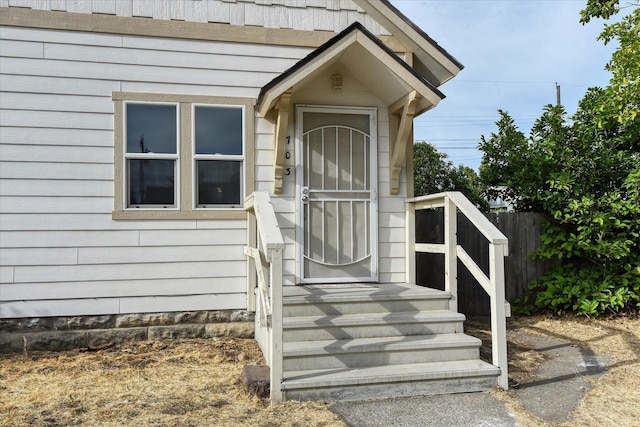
[296,106,378,283]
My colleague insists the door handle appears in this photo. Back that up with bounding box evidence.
[301,186,309,203]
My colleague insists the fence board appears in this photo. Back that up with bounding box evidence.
[416,210,555,316]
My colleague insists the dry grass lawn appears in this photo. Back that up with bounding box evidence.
[0,338,344,427]
[1,315,638,426]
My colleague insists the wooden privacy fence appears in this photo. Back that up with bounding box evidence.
[416,211,555,316]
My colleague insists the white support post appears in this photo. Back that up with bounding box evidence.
[269,248,284,401]
[405,202,416,284]
[444,197,458,312]
[489,243,509,389]
[247,210,257,312]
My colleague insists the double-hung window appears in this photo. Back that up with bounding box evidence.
[125,103,179,208]
[113,93,254,220]
[194,105,244,208]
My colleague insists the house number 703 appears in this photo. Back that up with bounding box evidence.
[284,135,293,177]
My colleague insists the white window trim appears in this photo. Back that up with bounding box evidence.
[192,104,246,210]
[123,101,180,210]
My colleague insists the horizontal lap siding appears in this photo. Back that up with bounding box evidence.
[0,24,310,318]
[254,116,297,285]
[377,110,407,284]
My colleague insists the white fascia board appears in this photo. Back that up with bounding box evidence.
[257,33,358,117]
[354,32,443,108]
[353,0,463,85]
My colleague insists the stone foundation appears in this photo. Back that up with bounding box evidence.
[0,310,255,353]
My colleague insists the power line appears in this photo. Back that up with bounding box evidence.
[425,138,479,141]
[416,114,540,119]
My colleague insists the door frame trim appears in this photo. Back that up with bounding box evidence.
[295,105,378,284]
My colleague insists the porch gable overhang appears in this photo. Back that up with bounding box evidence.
[353,0,464,87]
[257,22,445,194]
[257,22,444,118]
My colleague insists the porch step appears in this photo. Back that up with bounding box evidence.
[283,333,481,371]
[283,284,451,316]
[282,359,500,401]
[271,284,500,401]
[283,310,465,342]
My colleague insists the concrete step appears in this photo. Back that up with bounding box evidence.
[283,333,481,371]
[283,285,451,317]
[283,310,465,342]
[281,359,500,401]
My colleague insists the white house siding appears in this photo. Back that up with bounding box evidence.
[0,2,410,319]
[0,23,314,318]
[377,110,408,284]
[0,0,389,35]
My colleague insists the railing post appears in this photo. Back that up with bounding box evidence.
[247,210,257,312]
[444,196,458,312]
[489,243,508,389]
[405,202,416,285]
[269,248,284,401]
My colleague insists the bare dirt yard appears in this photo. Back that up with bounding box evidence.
[1,315,638,427]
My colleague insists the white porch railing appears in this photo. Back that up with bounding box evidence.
[406,191,510,389]
[245,191,284,401]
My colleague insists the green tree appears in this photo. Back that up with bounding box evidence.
[478,5,640,315]
[591,5,640,130]
[413,141,488,211]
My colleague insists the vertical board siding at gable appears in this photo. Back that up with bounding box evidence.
[0,25,306,317]
[1,1,388,34]
[92,0,117,15]
[207,1,231,23]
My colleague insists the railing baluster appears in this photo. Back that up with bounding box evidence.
[490,243,508,389]
[407,191,509,390]
[247,208,257,312]
[444,197,458,312]
[269,247,283,401]
[405,201,415,284]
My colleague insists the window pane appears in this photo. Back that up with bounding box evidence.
[126,104,177,154]
[195,106,242,155]
[197,160,241,206]
[128,159,175,206]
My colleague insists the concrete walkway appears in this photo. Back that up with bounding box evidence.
[330,330,609,427]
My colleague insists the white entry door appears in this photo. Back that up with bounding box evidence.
[296,106,378,283]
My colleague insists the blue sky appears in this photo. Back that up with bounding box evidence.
[392,0,618,170]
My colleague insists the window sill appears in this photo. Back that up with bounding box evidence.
[112,209,247,220]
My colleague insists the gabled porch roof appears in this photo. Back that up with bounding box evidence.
[256,21,445,118]
[354,0,464,87]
